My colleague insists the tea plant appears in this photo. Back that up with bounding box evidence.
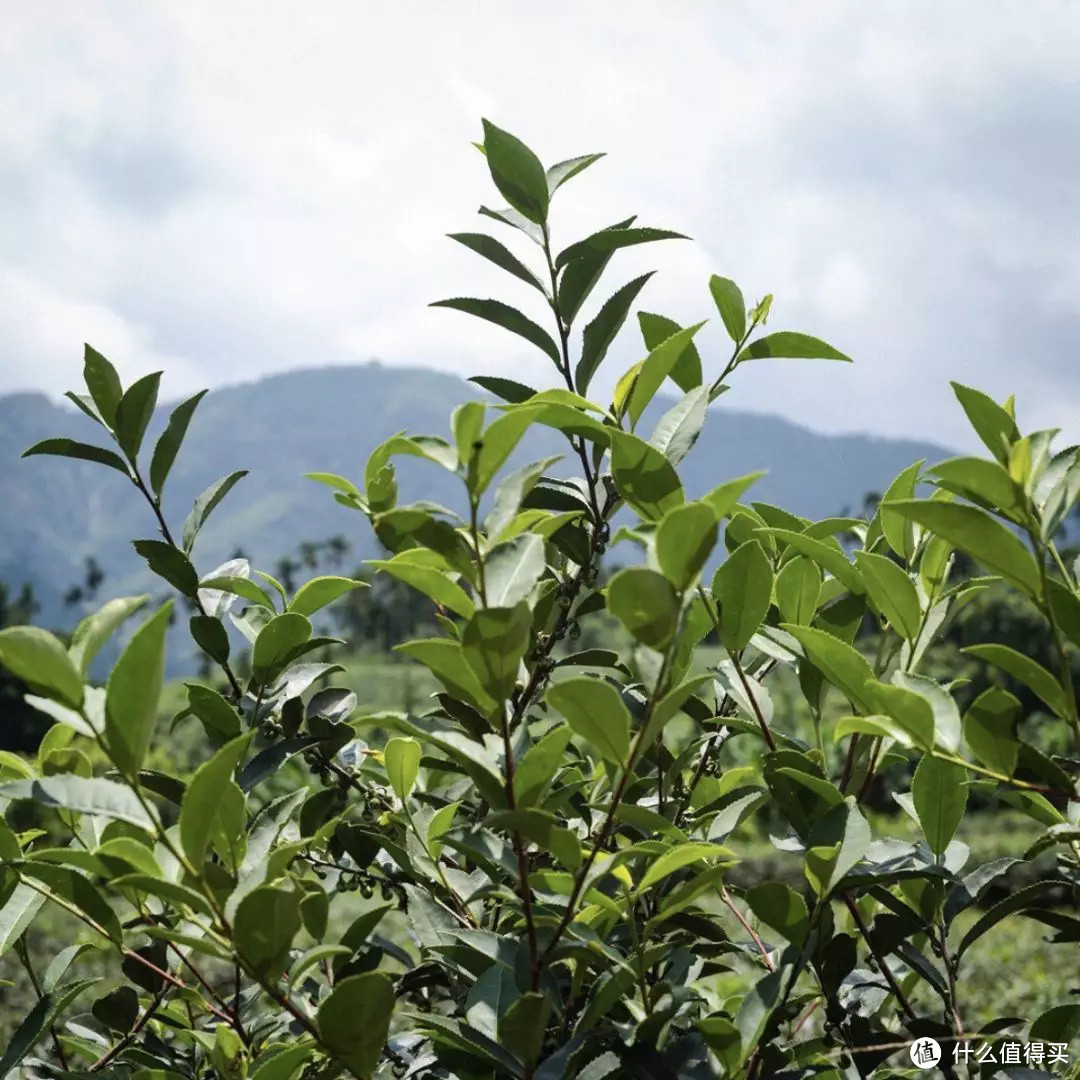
[2,120,1080,1079]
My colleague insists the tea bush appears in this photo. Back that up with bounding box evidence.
[2,120,1080,1079]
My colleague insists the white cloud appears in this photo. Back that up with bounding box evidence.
[1,1,1079,449]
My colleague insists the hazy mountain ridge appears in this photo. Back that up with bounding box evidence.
[0,361,954,630]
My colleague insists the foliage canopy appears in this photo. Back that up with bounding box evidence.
[3,120,1080,1079]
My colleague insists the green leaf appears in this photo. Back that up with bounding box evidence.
[745,881,809,945]
[0,978,96,1075]
[180,734,251,867]
[737,331,851,363]
[250,1046,314,1080]
[713,541,773,652]
[384,737,421,800]
[18,862,123,941]
[182,470,249,553]
[0,884,45,957]
[288,576,366,617]
[1048,577,1080,651]
[484,533,545,607]
[21,437,131,476]
[133,539,199,595]
[0,775,154,829]
[64,390,105,426]
[912,756,968,856]
[105,602,171,777]
[546,677,630,764]
[761,529,865,596]
[878,460,923,562]
[708,275,746,343]
[474,407,541,495]
[929,455,1023,517]
[469,375,538,403]
[395,639,496,715]
[782,624,875,712]
[576,273,654,394]
[68,594,148,674]
[546,152,605,193]
[0,627,84,709]
[187,683,242,740]
[557,215,635,323]
[775,556,821,625]
[650,387,709,466]
[627,322,708,428]
[115,371,161,460]
[853,550,921,640]
[478,203,543,246]
[150,389,207,496]
[453,401,486,468]
[734,970,785,1067]
[304,470,362,499]
[500,991,550,1070]
[1030,1003,1080,1045]
[698,1017,742,1076]
[317,972,395,1079]
[190,614,230,667]
[963,687,1020,777]
[607,567,680,649]
[113,874,213,917]
[514,725,572,807]
[485,454,563,539]
[610,431,685,520]
[462,604,531,700]
[950,382,1019,464]
[956,880,1064,959]
[888,499,1042,597]
[637,312,704,393]
[481,119,549,224]
[805,801,870,895]
[556,227,688,270]
[83,344,123,426]
[448,232,545,292]
[860,680,935,750]
[702,471,766,519]
[833,713,916,748]
[370,554,475,618]
[199,574,276,611]
[433,297,560,366]
[637,841,735,892]
[656,502,718,589]
[252,613,312,683]
[235,885,301,983]
[962,643,1069,719]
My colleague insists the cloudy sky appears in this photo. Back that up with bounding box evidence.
[3,3,1079,448]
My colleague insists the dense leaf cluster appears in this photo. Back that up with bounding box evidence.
[2,121,1080,1079]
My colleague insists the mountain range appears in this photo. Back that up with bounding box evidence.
[0,361,954,633]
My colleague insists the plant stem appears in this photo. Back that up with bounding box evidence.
[1029,528,1080,753]
[698,588,776,750]
[90,987,167,1071]
[468,495,488,606]
[719,886,774,971]
[129,465,244,700]
[18,877,237,1026]
[842,894,916,1021]
[533,624,680,975]
[937,920,964,1038]
[498,703,541,987]
[16,936,69,1069]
